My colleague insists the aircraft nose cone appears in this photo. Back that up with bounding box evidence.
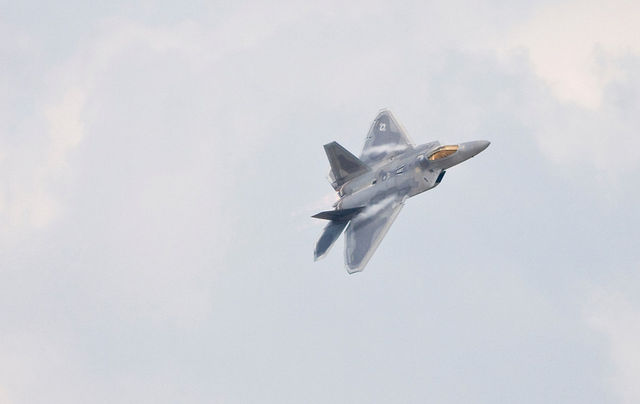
[465,140,490,157]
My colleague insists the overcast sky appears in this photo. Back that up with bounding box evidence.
[2,0,640,403]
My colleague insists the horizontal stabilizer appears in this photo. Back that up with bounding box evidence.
[324,142,370,188]
[314,220,348,261]
[312,207,364,221]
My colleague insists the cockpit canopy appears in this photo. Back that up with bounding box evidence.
[427,145,459,160]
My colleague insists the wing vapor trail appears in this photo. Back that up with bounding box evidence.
[356,195,398,221]
[361,143,410,158]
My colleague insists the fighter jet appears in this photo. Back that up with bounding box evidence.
[313,109,490,273]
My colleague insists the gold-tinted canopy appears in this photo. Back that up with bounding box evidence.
[427,145,459,160]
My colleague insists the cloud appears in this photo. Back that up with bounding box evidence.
[527,73,640,180]
[506,0,640,109]
[492,0,640,178]
[0,11,289,241]
[587,282,640,404]
[0,83,84,238]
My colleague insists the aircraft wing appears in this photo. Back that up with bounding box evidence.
[344,196,405,273]
[360,110,414,165]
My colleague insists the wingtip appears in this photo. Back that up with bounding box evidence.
[375,108,393,118]
[345,259,366,274]
[314,245,333,262]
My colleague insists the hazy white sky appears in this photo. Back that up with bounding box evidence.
[2,1,640,403]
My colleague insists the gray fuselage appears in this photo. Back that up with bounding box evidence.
[337,140,490,210]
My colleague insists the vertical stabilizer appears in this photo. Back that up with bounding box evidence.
[324,142,370,189]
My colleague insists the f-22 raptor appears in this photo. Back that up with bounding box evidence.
[313,110,490,273]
